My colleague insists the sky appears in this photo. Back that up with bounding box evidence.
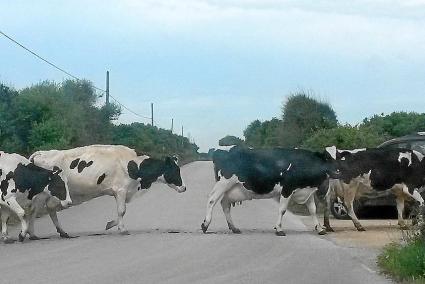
[1,0,425,151]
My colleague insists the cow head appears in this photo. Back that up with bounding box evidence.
[47,166,72,208]
[128,156,186,193]
[162,157,186,193]
[322,146,341,178]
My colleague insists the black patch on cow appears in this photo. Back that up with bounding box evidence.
[77,160,87,173]
[0,168,2,178]
[0,171,14,201]
[127,157,183,189]
[70,158,80,169]
[74,159,94,173]
[12,163,67,201]
[97,173,106,185]
[336,148,425,193]
[213,146,335,198]
[127,160,139,180]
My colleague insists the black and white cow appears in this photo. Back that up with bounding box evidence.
[0,151,71,242]
[29,145,186,237]
[323,146,425,232]
[201,146,338,236]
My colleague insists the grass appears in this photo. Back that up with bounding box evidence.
[378,237,425,283]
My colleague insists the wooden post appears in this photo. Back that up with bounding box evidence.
[181,125,184,146]
[151,103,154,126]
[105,71,110,106]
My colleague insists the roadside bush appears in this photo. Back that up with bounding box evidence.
[378,240,425,282]
[378,206,425,282]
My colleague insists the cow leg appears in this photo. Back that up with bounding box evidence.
[274,195,291,236]
[201,179,235,233]
[27,194,50,240]
[401,185,424,205]
[0,207,13,243]
[344,198,365,231]
[46,206,70,238]
[306,193,326,235]
[113,189,129,235]
[220,196,240,234]
[5,197,28,242]
[395,195,408,230]
[323,188,334,232]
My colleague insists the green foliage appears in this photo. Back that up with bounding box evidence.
[218,135,244,146]
[0,80,199,163]
[378,240,425,282]
[244,118,281,147]
[112,123,199,163]
[362,112,425,137]
[302,125,387,151]
[280,92,337,147]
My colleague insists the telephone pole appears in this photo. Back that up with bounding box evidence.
[181,125,184,146]
[105,71,110,106]
[151,103,154,126]
[171,118,174,133]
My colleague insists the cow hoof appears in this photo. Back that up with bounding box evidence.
[231,228,241,234]
[29,235,41,241]
[399,225,409,230]
[59,232,71,238]
[3,238,15,244]
[105,221,116,230]
[325,227,335,232]
[18,233,25,242]
[119,230,130,236]
[201,222,208,234]
[275,231,286,237]
[356,227,366,232]
[318,229,327,235]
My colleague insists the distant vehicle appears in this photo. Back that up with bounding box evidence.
[330,132,425,219]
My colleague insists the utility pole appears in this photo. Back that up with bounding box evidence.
[181,125,184,146]
[105,71,110,106]
[171,118,174,133]
[151,103,154,126]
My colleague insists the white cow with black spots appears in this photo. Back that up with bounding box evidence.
[29,145,186,238]
[0,151,71,242]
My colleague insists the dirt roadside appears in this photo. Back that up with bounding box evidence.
[301,216,405,249]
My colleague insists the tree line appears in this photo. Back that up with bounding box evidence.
[219,92,425,151]
[0,80,199,163]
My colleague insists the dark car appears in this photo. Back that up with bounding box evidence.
[330,132,425,219]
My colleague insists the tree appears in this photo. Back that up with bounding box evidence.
[244,118,281,148]
[302,125,386,152]
[219,135,244,146]
[361,112,425,137]
[280,92,337,147]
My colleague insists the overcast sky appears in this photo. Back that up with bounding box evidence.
[1,0,425,151]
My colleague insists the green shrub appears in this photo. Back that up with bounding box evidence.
[378,240,425,282]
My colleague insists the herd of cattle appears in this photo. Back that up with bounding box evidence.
[0,144,424,243]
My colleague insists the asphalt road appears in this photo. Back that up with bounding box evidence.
[1,161,391,284]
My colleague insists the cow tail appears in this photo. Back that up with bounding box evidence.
[29,151,41,163]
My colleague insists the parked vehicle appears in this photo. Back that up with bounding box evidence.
[330,132,425,219]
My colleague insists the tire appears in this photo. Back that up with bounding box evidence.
[331,198,362,219]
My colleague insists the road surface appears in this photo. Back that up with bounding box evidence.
[1,161,391,284]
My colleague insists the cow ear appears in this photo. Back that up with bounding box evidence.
[128,160,139,180]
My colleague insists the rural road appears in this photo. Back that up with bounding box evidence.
[1,161,391,284]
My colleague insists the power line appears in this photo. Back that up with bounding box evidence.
[0,29,151,120]
[109,95,151,120]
